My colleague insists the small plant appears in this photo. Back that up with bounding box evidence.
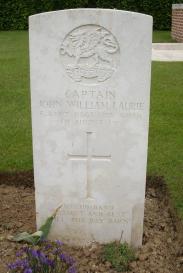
[7,240,77,273]
[102,242,135,272]
[12,205,62,245]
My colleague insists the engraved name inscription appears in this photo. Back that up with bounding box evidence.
[60,25,120,84]
[56,203,128,225]
[56,203,129,244]
[39,87,145,128]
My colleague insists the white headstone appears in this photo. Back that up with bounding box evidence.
[29,9,152,247]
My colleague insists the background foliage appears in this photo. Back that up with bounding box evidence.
[0,0,183,30]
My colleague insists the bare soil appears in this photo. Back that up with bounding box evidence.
[0,172,182,273]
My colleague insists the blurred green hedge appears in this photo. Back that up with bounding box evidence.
[0,0,182,30]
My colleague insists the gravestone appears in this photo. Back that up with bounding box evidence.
[29,9,152,247]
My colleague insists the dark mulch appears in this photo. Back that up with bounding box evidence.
[0,171,34,188]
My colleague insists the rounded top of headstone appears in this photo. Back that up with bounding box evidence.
[29,8,152,20]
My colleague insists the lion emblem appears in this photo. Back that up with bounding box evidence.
[60,25,120,84]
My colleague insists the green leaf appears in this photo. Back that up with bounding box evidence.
[12,232,38,244]
[12,204,62,244]
[38,205,62,241]
[12,231,30,241]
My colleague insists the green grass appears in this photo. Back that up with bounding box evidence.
[0,31,32,171]
[0,31,183,218]
[102,242,135,272]
[153,31,176,43]
[148,62,183,218]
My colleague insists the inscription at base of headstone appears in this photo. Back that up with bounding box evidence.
[29,9,152,247]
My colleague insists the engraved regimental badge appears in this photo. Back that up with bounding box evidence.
[60,24,120,84]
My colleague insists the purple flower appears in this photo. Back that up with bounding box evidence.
[55,239,64,246]
[22,246,29,253]
[24,268,32,273]
[52,248,60,255]
[46,258,55,267]
[7,259,29,270]
[7,262,18,270]
[59,253,75,265]
[68,265,77,273]
[16,250,23,257]
[8,244,76,272]
[44,243,52,250]
[30,249,38,259]
[20,259,29,268]
[59,253,67,262]
[37,250,48,264]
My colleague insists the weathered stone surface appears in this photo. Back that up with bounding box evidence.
[29,9,152,247]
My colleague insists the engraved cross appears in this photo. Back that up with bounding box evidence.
[68,132,111,199]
